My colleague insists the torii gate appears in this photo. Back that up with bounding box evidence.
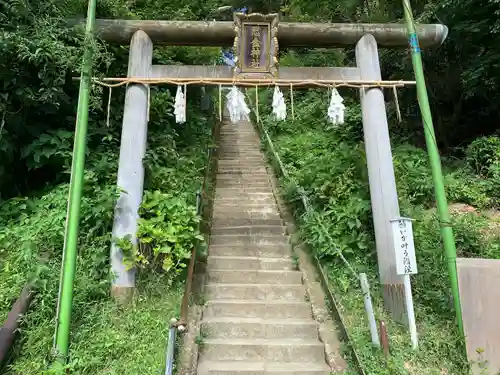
[97,15,448,322]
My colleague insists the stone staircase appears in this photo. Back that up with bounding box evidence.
[196,118,334,375]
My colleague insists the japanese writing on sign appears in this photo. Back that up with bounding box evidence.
[241,23,270,71]
[391,217,418,275]
[250,26,261,68]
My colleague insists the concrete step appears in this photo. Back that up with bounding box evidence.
[200,317,319,340]
[216,165,266,170]
[218,148,261,151]
[214,185,271,192]
[217,173,270,178]
[214,192,274,199]
[218,142,261,145]
[218,157,265,161]
[212,218,283,227]
[215,188,273,194]
[208,244,291,258]
[218,149,261,152]
[217,154,264,158]
[197,361,331,375]
[212,202,279,211]
[219,135,259,138]
[217,150,264,154]
[218,148,262,151]
[217,156,263,160]
[217,164,266,169]
[215,180,271,188]
[215,175,270,182]
[210,235,289,246]
[212,203,277,212]
[211,226,287,236]
[218,169,268,174]
[213,197,276,206]
[219,130,257,134]
[205,284,305,301]
[207,256,293,271]
[211,214,281,222]
[199,338,326,362]
[215,184,271,190]
[211,211,281,221]
[207,270,302,284]
[203,300,312,319]
[219,135,259,137]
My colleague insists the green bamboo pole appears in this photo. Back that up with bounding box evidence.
[402,0,464,336]
[53,0,97,365]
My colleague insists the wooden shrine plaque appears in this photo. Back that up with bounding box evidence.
[233,13,279,79]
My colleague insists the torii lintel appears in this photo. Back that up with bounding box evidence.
[70,19,448,48]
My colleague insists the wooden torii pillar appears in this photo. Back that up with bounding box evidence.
[93,16,447,320]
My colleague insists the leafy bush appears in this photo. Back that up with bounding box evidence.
[257,88,500,374]
[465,136,500,177]
[116,190,203,277]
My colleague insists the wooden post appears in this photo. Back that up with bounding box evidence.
[110,30,152,300]
[355,34,405,322]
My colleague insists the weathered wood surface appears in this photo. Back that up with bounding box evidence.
[151,65,361,82]
[69,19,448,48]
[0,285,32,365]
[110,30,152,298]
[457,258,500,375]
[355,34,405,322]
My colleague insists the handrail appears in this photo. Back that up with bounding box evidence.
[175,190,202,331]
[164,319,177,375]
[245,90,367,375]
[163,103,218,374]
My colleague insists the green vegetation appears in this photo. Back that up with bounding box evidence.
[0,1,221,373]
[0,99,215,374]
[256,87,500,374]
[0,0,226,371]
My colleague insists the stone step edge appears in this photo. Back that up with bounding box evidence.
[205,283,302,288]
[197,360,330,371]
[207,256,292,261]
[206,269,301,276]
[200,317,317,324]
[201,338,325,346]
[204,299,310,305]
[210,225,286,230]
[210,234,290,239]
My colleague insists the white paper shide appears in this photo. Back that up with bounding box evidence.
[174,85,186,124]
[327,87,345,125]
[272,86,287,121]
[225,86,250,124]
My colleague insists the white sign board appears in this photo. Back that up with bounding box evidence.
[391,217,418,275]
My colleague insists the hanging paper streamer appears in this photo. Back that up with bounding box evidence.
[272,86,287,121]
[327,87,345,125]
[174,85,186,124]
[225,86,250,124]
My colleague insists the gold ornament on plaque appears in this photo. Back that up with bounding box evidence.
[233,12,279,79]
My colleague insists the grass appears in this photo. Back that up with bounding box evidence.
[250,89,500,374]
[4,279,183,375]
[0,100,215,374]
[326,262,468,375]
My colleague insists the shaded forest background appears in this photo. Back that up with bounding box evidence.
[1,0,499,200]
